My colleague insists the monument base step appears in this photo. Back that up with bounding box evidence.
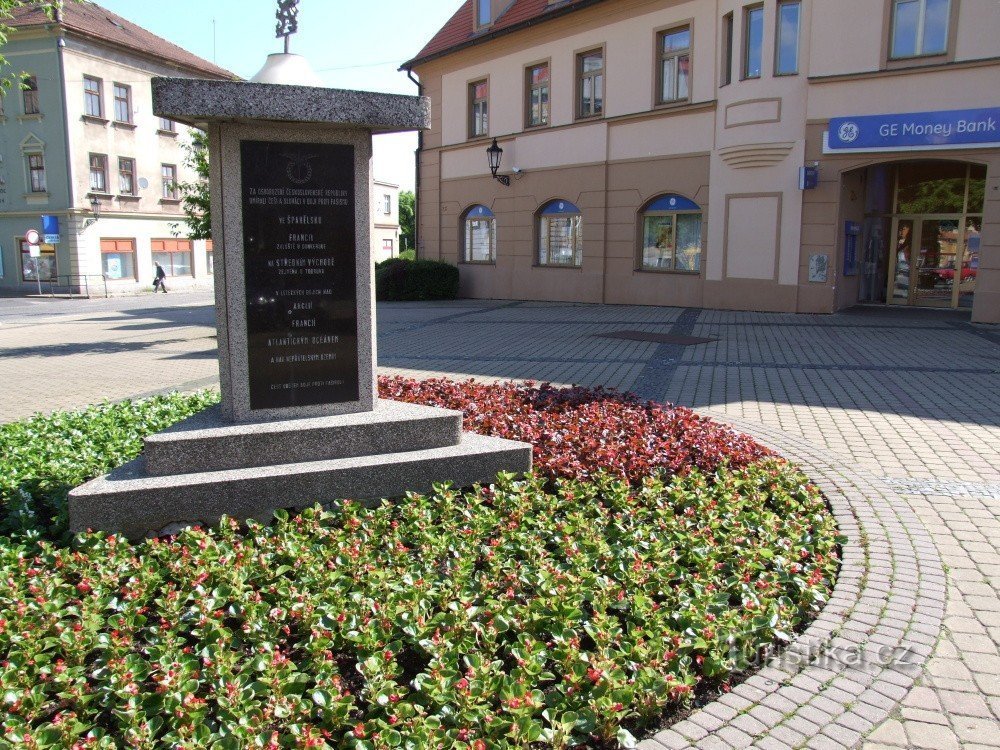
[69,432,532,539]
[143,400,463,476]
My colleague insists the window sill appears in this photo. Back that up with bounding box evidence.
[116,194,141,201]
[652,97,694,112]
[574,113,604,123]
[24,192,50,202]
[534,263,583,270]
[18,113,43,122]
[82,115,109,125]
[159,197,182,205]
[157,129,178,137]
[524,121,550,131]
[88,191,113,199]
[112,121,137,130]
[635,267,702,276]
[460,260,496,266]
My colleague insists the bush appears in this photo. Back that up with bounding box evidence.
[0,380,841,748]
[375,258,459,301]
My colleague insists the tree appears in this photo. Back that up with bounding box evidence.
[399,190,415,253]
[175,129,211,240]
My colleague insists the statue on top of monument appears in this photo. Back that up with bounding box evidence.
[276,0,299,53]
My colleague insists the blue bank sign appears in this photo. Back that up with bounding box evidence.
[825,107,1000,154]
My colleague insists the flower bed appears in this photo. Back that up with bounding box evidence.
[0,380,841,749]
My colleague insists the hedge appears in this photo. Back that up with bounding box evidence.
[375,259,459,302]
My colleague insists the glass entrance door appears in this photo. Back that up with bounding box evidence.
[887,217,967,308]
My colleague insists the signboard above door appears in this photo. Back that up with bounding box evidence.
[824,106,1000,154]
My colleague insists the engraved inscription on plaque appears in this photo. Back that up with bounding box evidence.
[241,140,358,410]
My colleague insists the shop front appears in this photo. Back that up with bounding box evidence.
[820,106,999,322]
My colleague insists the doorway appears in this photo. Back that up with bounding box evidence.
[857,161,985,310]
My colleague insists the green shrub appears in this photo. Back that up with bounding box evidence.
[375,258,459,301]
[0,468,839,748]
[0,391,219,540]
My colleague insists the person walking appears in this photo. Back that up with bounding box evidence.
[153,261,168,293]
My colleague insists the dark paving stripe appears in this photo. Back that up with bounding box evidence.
[387,301,526,332]
[627,308,702,401]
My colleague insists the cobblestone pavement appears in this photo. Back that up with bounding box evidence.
[2,295,999,747]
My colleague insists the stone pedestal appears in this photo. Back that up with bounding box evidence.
[68,80,531,538]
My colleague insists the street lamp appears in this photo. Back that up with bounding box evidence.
[84,195,101,228]
[487,138,510,187]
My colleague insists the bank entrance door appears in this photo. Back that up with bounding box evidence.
[859,162,985,310]
[887,216,975,308]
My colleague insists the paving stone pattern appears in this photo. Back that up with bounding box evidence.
[3,295,1000,747]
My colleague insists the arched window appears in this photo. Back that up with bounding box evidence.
[538,199,582,267]
[462,205,496,263]
[638,194,702,272]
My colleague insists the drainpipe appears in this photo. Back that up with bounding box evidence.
[54,20,78,286]
[406,67,422,259]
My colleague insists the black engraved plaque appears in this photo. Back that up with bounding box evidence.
[241,140,359,410]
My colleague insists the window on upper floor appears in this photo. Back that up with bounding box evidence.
[462,205,496,264]
[577,49,604,119]
[113,83,132,123]
[525,62,550,128]
[383,194,392,214]
[158,117,176,133]
[657,26,691,104]
[775,0,801,75]
[721,12,734,86]
[22,75,39,115]
[476,0,491,28]
[538,200,583,267]
[89,153,108,193]
[118,157,136,195]
[743,5,764,79]
[638,194,702,273]
[162,164,178,199]
[83,76,103,118]
[469,79,489,138]
[890,0,951,59]
[27,152,46,192]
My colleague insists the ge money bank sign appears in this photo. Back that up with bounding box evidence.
[825,107,1000,154]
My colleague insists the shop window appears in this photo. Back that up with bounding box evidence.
[118,157,136,195]
[638,194,702,273]
[20,239,56,282]
[743,5,764,79]
[89,153,108,193]
[83,76,103,118]
[775,1,801,75]
[469,80,488,138]
[525,62,550,127]
[113,83,132,123]
[577,49,604,119]
[152,238,193,276]
[462,204,496,264]
[538,200,582,267]
[657,26,691,104]
[891,0,950,58]
[100,238,136,280]
[22,75,39,115]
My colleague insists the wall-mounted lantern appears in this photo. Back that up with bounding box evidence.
[84,195,101,228]
[487,138,510,187]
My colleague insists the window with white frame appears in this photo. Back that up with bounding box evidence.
[891,0,950,58]
[113,83,131,123]
[383,194,392,214]
[157,117,176,133]
[89,153,108,193]
[657,26,691,104]
[83,76,103,117]
[462,205,496,263]
[118,157,136,195]
[162,164,178,199]
[469,80,488,138]
[538,200,583,267]
[638,194,703,272]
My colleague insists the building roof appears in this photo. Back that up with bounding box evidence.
[7,1,236,79]
[403,0,606,69]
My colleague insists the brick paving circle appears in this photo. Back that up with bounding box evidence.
[641,417,946,750]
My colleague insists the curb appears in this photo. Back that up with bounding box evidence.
[640,416,945,750]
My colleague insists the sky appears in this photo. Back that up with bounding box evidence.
[94,0,463,191]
